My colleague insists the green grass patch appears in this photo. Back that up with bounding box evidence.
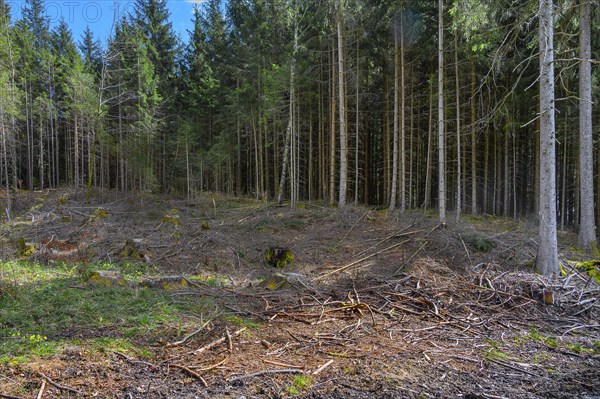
[224,315,261,329]
[288,374,312,395]
[575,260,600,283]
[0,260,209,363]
[462,232,496,253]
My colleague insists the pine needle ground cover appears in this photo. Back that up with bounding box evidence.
[0,191,598,398]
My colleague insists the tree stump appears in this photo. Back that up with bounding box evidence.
[265,247,294,268]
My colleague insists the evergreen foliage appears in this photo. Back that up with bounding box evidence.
[0,1,598,262]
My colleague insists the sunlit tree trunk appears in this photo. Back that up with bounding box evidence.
[577,0,596,250]
[536,0,559,276]
[423,79,433,209]
[336,0,348,207]
[277,4,298,207]
[400,10,406,212]
[438,0,446,224]
[455,33,461,222]
[470,59,477,214]
[354,37,360,206]
[390,22,399,210]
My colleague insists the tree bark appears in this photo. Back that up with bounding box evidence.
[336,0,348,207]
[423,79,433,209]
[470,59,477,214]
[390,23,399,210]
[536,0,559,276]
[455,33,461,222]
[577,0,596,250]
[438,0,446,224]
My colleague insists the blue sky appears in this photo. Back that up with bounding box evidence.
[7,0,203,44]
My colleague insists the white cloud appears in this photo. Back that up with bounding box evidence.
[185,0,207,4]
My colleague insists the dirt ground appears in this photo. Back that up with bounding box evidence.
[1,189,599,398]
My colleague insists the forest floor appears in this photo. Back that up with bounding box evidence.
[0,189,599,399]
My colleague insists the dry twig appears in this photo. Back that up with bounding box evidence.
[170,364,208,387]
[36,372,83,395]
[228,369,305,383]
[36,379,46,399]
[312,359,334,375]
[316,239,411,281]
[165,320,211,348]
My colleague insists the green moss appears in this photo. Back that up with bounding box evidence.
[575,260,600,283]
[265,247,294,268]
[95,208,109,218]
[225,315,261,329]
[0,260,210,363]
[16,237,35,257]
[462,232,496,253]
[288,375,312,395]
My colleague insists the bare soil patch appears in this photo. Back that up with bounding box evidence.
[1,190,598,398]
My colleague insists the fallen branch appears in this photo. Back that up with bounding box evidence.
[170,364,208,387]
[486,358,539,377]
[263,359,305,369]
[114,351,159,370]
[337,212,367,247]
[316,239,410,281]
[37,372,84,395]
[393,240,427,275]
[193,327,247,355]
[226,327,233,353]
[165,320,211,348]
[0,394,23,399]
[36,379,46,399]
[228,369,305,383]
[312,359,334,375]
[190,356,229,372]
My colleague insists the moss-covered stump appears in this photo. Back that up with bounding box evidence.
[260,272,306,290]
[265,247,294,268]
[140,276,190,290]
[88,270,127,287]
[576,260,600,283]
[86,272,190,290]
[120,239,147,261]
[16,237,35,257]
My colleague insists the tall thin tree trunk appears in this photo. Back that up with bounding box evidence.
[483,121,489,213]
[354,36,360,206]
[536,0,559,276]
[577,0,596,250]
[277,6,298,206]
[438,0,446,224]
[423,79,433,209]
[455,33,461,221]
[470,59,477,214]
[329,43,337,205]
[336,0,348,207]
[504,127,509,216]
[400,10,406,212]
[390,22,400,210]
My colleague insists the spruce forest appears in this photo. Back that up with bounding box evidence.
[1,0,600,397]
[1,0,598,221]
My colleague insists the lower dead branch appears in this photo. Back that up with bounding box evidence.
[165,320,211,348]
[228,369,305,383]
[193,327,247,355]
[316,239,410,281]
[312,359,334,375]
[170,364,208,387]
[36,372,84,395]
[114,351,159,370]
[262,359,305,369]
[190,356,230,372]
[36,379,46,399]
